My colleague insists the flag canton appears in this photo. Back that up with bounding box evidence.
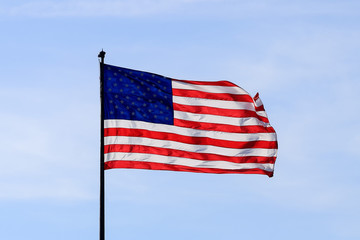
[103,64,174,125]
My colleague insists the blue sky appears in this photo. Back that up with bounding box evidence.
[1,0,360,239]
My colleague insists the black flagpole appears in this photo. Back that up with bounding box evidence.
[98,50,106,240]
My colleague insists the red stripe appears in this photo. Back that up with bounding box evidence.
[104,145,277,164]
[104,160,273,177]
[174,119,275,133]
[256,105,265,111]
[173,103,269,123]
[104,128,277,149]
[173,79,237,87]
[172,89,253,102]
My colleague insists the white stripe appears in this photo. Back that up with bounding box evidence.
[254,96,263,108]
[254,96,269,118]
[173,96,255,111]
[104,136,277,157]
[105,120,277,142]
[257,111,268,118]
[174,111,270,127]
[105,152,274,171]
[174,98,268,118]
[172,81,249,95]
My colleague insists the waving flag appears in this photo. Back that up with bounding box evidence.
[103,64,278,177]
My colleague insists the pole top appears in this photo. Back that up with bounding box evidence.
[98,49,106,60]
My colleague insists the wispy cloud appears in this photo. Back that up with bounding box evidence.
[1,0,359,18]
[1,0,214,17]
[0,86,98,201]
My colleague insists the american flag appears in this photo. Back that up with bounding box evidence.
[103,64,278,177]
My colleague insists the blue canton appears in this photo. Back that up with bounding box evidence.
[103,64,174,125]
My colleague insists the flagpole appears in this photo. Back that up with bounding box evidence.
[98,49,106,240]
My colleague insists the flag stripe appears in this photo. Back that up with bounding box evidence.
[104,128,277,149]
[104,160,274,176]
[172,89,254,102]
[105,152,274,171]
[104,120,277,142]
[172,81,249,95]
[173,103,269,122]
[174,111,270,127]
[174,119,276,133]
[104,145,277,164]
[173,96,256,110]
[104,136,277,157]
[173,79,238,87]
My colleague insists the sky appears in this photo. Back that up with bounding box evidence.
[1,0,360,239]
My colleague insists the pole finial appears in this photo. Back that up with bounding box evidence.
[98,49,106,60]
